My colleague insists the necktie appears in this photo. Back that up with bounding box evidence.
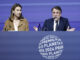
[56,21,58,31]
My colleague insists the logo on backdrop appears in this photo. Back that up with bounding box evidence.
[38,35,64,59]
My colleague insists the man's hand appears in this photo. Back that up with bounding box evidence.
[67,26,75,31]
[33,26,38,31]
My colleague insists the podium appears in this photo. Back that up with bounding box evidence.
[0,32,80,60]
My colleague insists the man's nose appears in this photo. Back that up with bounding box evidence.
[53,13,58,16]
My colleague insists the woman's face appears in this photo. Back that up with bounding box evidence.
[13,6,22,18]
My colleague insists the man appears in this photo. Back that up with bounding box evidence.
[34,6,75,31]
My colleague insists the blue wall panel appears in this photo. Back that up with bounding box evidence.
[0,0,80,31]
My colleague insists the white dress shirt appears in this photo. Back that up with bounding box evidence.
[13,20,20,31]
[53,20,60,31]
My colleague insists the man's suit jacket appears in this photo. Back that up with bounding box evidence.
[42,17,70,31]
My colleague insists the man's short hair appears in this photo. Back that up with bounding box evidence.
[51,6,62,13]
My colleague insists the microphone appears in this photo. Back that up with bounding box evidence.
[53,17,57,20]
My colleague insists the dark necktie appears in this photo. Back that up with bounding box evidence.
[56,21,58,31]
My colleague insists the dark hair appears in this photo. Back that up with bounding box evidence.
[51,6,62,13]
[9,3,24,20]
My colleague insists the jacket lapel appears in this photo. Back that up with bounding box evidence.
[51,18,54,31]
[58,18,63,30]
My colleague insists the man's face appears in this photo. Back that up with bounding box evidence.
[52,8,61,21]
[13,6,22,18]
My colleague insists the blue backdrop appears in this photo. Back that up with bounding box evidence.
[0,0,80,31]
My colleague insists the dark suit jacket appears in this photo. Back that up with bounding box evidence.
[42,17,70,31]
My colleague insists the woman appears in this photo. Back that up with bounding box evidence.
[3,3,29,31]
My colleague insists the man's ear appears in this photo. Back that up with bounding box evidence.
[60,14,61,16]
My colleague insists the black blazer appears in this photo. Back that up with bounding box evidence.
[42,17,70,31]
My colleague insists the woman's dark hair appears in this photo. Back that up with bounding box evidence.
[9,3,24,20]
[51,6,62,13]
